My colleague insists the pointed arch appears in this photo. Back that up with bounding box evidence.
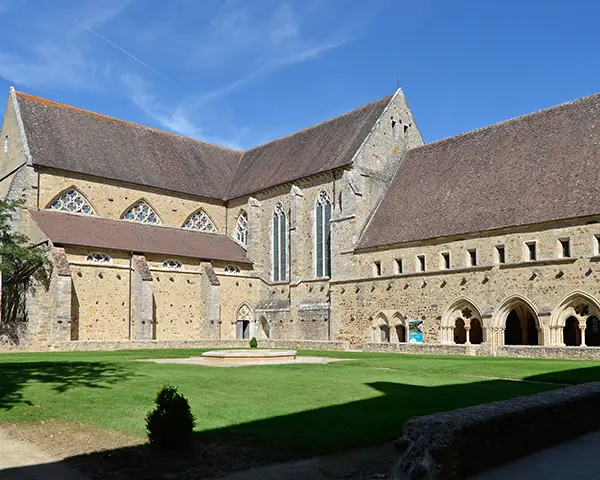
[315,190,332,277]
[235,209,248,248]
[121,199,162,225]
[440,297,484,344]
[272,202,288,282]
[47,187,96,215]
[257,316,271,339]
[492,294,541,346]
[550,291,600,328]
[391,312,407,343]
[235,302,254,340]
[182,208,217,232]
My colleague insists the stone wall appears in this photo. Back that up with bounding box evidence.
[394,382,600,479]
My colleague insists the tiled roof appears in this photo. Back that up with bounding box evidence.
[359,92,600,249]
[16,92,242,199]
[29,210,251,264]
[15,90,393,200]
[225,95,393,199]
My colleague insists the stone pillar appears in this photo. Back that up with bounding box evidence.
[465,325,471,345]
[201,262,221,339]
[581,325,587,347]
[50,247,72,343]
[246,197,264,275]
[131,254,153,340]
[289,185,304,285]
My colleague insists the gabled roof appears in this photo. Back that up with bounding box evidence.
[16,92,242,199]
[358,92,600,249]
[225,95,393,199]
[13,90,393,200]
[29,210,251,264]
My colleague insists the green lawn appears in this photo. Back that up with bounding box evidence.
[1,349,599,457]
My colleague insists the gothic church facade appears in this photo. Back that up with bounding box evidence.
[2,86,600,356]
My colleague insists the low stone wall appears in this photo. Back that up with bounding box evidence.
[494,344,600,360]
[393,382,600,480]
[362,342,490,356]
[0,338,350,353]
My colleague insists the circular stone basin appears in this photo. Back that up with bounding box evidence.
[202,349,297,363]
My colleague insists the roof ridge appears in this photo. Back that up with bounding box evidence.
[408,91,600,154]
[242,93,394,154]
[15,91,244,154]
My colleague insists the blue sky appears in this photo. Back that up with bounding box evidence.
[0,0,598,149]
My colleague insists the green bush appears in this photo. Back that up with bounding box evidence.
[146,385,196,449]
[249,337,258,348]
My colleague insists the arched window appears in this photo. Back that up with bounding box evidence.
[162,260,183,270]
[235,210,248,248]
[224,265,241,274]
[86,253,111,264]
[122,201,161,224]
[49,189,95,215]
[315,191,332,277]
[272,202,287,282]
[183,209,216,232]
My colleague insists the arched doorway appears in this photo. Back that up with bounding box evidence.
[454,318,467,344]
[470,318,483,345]
[258,317,270,339]
[395,325,406,342]
[380,325,390,343]
[563,317,581,346]
[504,306,539,346]
[587,316,600,346]
[235,304,253,340]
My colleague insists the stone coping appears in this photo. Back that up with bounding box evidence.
[202,349,297,361]
[393,382,600,480]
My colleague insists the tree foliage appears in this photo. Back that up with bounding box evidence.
[146,385,196,449]
[0,199,49,281]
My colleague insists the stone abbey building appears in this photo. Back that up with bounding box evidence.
[2,86,600,357]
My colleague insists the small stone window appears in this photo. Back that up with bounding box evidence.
[50,189,95,215]
[395,259,403,274]
[495,244,506,264]
[86,253,111,264]
[559,238,571,258]
[373,261,381,277]
[183,210,216,232]
[235,210,248,248]
[440,252,450,270]
[416,254,426,272]
[224,265,241,274]
[525,241,537,261]
[467,249,477,267]
[162,260,183,270]
[122,201,161,224]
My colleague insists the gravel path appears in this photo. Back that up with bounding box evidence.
[0,428,87,480]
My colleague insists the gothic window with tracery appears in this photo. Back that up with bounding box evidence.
[49,189,95,215]
[162,260,183,270]
[86,253,111,264]
[183,210,216,232]
[235,210,248,247]
[272,202,288,282]
[122,201,161,224]
[224,265,241,274]
[315,191,332,277]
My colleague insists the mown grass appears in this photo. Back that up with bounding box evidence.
[0,349,599,456]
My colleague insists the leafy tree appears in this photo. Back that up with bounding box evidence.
[0,199,49,281]
[146,385,196,449]
[249,336,258,348]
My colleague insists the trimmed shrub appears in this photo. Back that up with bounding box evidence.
[146,385,196,449]
[249,337,258,348]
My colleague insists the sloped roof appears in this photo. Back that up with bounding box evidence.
[29,210,251,264]
[225,95,393,199]
[359,92,600,249]
[14,90,393,200]
[16,92,242,199]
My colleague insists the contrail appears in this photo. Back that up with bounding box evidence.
[82,24,181,89]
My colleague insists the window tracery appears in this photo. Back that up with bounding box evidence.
[49,189,95,215]
[162,260,183,270]
[183,210,216,232]
[235,211,248,247]
[122,201,161,224]
[86,253,111,264]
